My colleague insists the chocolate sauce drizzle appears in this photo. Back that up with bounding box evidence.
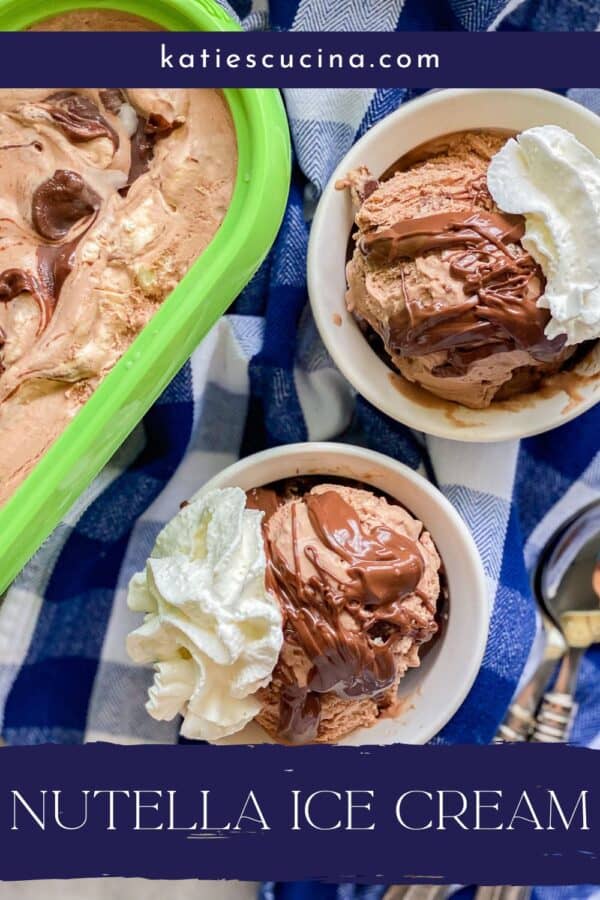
[360,193,566,376]
[247,483,438,744]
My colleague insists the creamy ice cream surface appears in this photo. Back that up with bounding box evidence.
[0,88,236,505]
[487,125,600,345]
[126,488,283,741]
[247,479,441,744]
[29,9,163,30]
[339,131,575,409]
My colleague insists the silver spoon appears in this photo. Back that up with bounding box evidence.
[382,510,600,900]
[493,610,565,743]
[530,500,600,743]
[475,888,531,900]
[383,887,451,899]
[383,886,531,900]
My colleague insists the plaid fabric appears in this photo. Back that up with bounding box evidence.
[0,0,599,896]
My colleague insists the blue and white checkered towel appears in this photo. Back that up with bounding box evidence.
[0,0,599,896]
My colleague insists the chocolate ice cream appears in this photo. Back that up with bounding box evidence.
[339,131,573,409]
[0,88,236,505]
[247,479,442,744]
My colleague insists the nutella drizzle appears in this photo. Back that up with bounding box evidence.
[247,481,438,744]
[356,134,567,378]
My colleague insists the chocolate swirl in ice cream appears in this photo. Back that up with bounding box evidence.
[45,91,119,149]
[126,112,183,190]
[0,87,237,505]
[98,89,183,192]
[248,480,440,744]
[361,207,566,375]
[0,169,100,342]
[0,91,156,354]
[32,169,100,240]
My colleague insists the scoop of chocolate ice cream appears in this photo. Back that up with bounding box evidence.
[340,131,573,409]
[247,480,441,744]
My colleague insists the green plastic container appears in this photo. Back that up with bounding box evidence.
[0,0,291,594]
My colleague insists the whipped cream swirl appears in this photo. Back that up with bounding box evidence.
[127,487,283,741]
[487,125,600,345]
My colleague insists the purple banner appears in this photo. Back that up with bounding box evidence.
[0,743,597,883]
[0,32,597,87]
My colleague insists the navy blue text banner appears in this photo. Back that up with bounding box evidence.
[1,743,598,883]
[0,32,599,86]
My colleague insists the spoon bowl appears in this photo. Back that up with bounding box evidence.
[530,499,600,742]
[534,500,600,646]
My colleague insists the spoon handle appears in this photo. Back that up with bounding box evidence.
[383,886,451,899]
[493,656,560,743]
[530,647,584,743]
[475,887,532,900]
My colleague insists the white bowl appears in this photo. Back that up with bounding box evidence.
[198,442,488,745]
[308,89,600,442]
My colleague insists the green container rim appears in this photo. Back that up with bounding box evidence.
[0,0,291,594]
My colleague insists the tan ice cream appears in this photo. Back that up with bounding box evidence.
[0,88,236,505]
[339,131,573,409]
[247,479,441,744]
[29,9,162,30]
